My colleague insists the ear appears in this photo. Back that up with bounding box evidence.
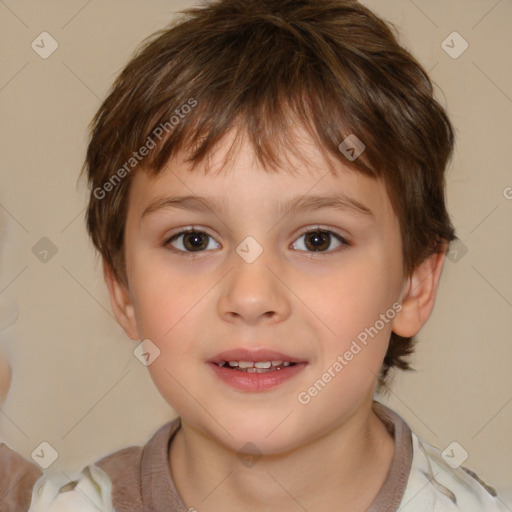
[103,259,139,340]
[392,248,447,338]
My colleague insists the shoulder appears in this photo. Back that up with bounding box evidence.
[95,444,145,511]
[0,442,43,511]
[400,431,507,511]
[95,419,180,512]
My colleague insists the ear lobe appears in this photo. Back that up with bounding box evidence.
[392,249,447,338]
[103,260,139,340]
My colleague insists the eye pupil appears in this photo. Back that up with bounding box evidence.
[184,232,208,251]
[305,231,330,252]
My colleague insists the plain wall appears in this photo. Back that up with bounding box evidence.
[0,0,511,502]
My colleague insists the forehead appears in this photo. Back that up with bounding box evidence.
[127,127,395,224]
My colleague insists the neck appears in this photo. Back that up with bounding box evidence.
[169,398,395,512]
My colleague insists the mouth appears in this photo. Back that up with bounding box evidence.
[215,360,297,373]
[208,348,305,369]
[207,348,307,390]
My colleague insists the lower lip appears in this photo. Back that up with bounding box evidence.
[208,362,307,391]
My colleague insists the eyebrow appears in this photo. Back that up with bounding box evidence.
[142,193,373,218]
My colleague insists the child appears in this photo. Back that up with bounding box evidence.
[78,0,505,510]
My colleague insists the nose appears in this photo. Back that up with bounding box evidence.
[217,246,291,326]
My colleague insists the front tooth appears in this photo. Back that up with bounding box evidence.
[255,361,271,369]
[238,361,255,368]
[271,360,283,366]
[228,361,239,367]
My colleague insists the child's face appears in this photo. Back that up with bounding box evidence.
[115,128,409,453]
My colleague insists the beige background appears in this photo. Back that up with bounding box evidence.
[0,0,511,504]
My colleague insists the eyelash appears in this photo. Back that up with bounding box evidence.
[163,225,351,257]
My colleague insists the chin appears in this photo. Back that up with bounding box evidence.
[207,411,304,455]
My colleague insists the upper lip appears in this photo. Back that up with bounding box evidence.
[208,348,307,365]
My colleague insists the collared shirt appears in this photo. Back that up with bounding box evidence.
[0,402,507,511]
[94,401,507,511]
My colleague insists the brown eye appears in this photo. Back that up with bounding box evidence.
[182,232,209,251]
[304,231,331,251]
[292,229,348,253]
[166,229,219,252]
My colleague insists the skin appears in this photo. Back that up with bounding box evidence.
[105,127,446,512]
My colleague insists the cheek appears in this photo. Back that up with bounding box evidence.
[129,266,214,377]
[322,258,394,323]
[128,250,196,337]
[133,283,193,343]
[312,254,399,370]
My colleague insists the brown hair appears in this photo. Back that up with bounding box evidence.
[82,0,456,393]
